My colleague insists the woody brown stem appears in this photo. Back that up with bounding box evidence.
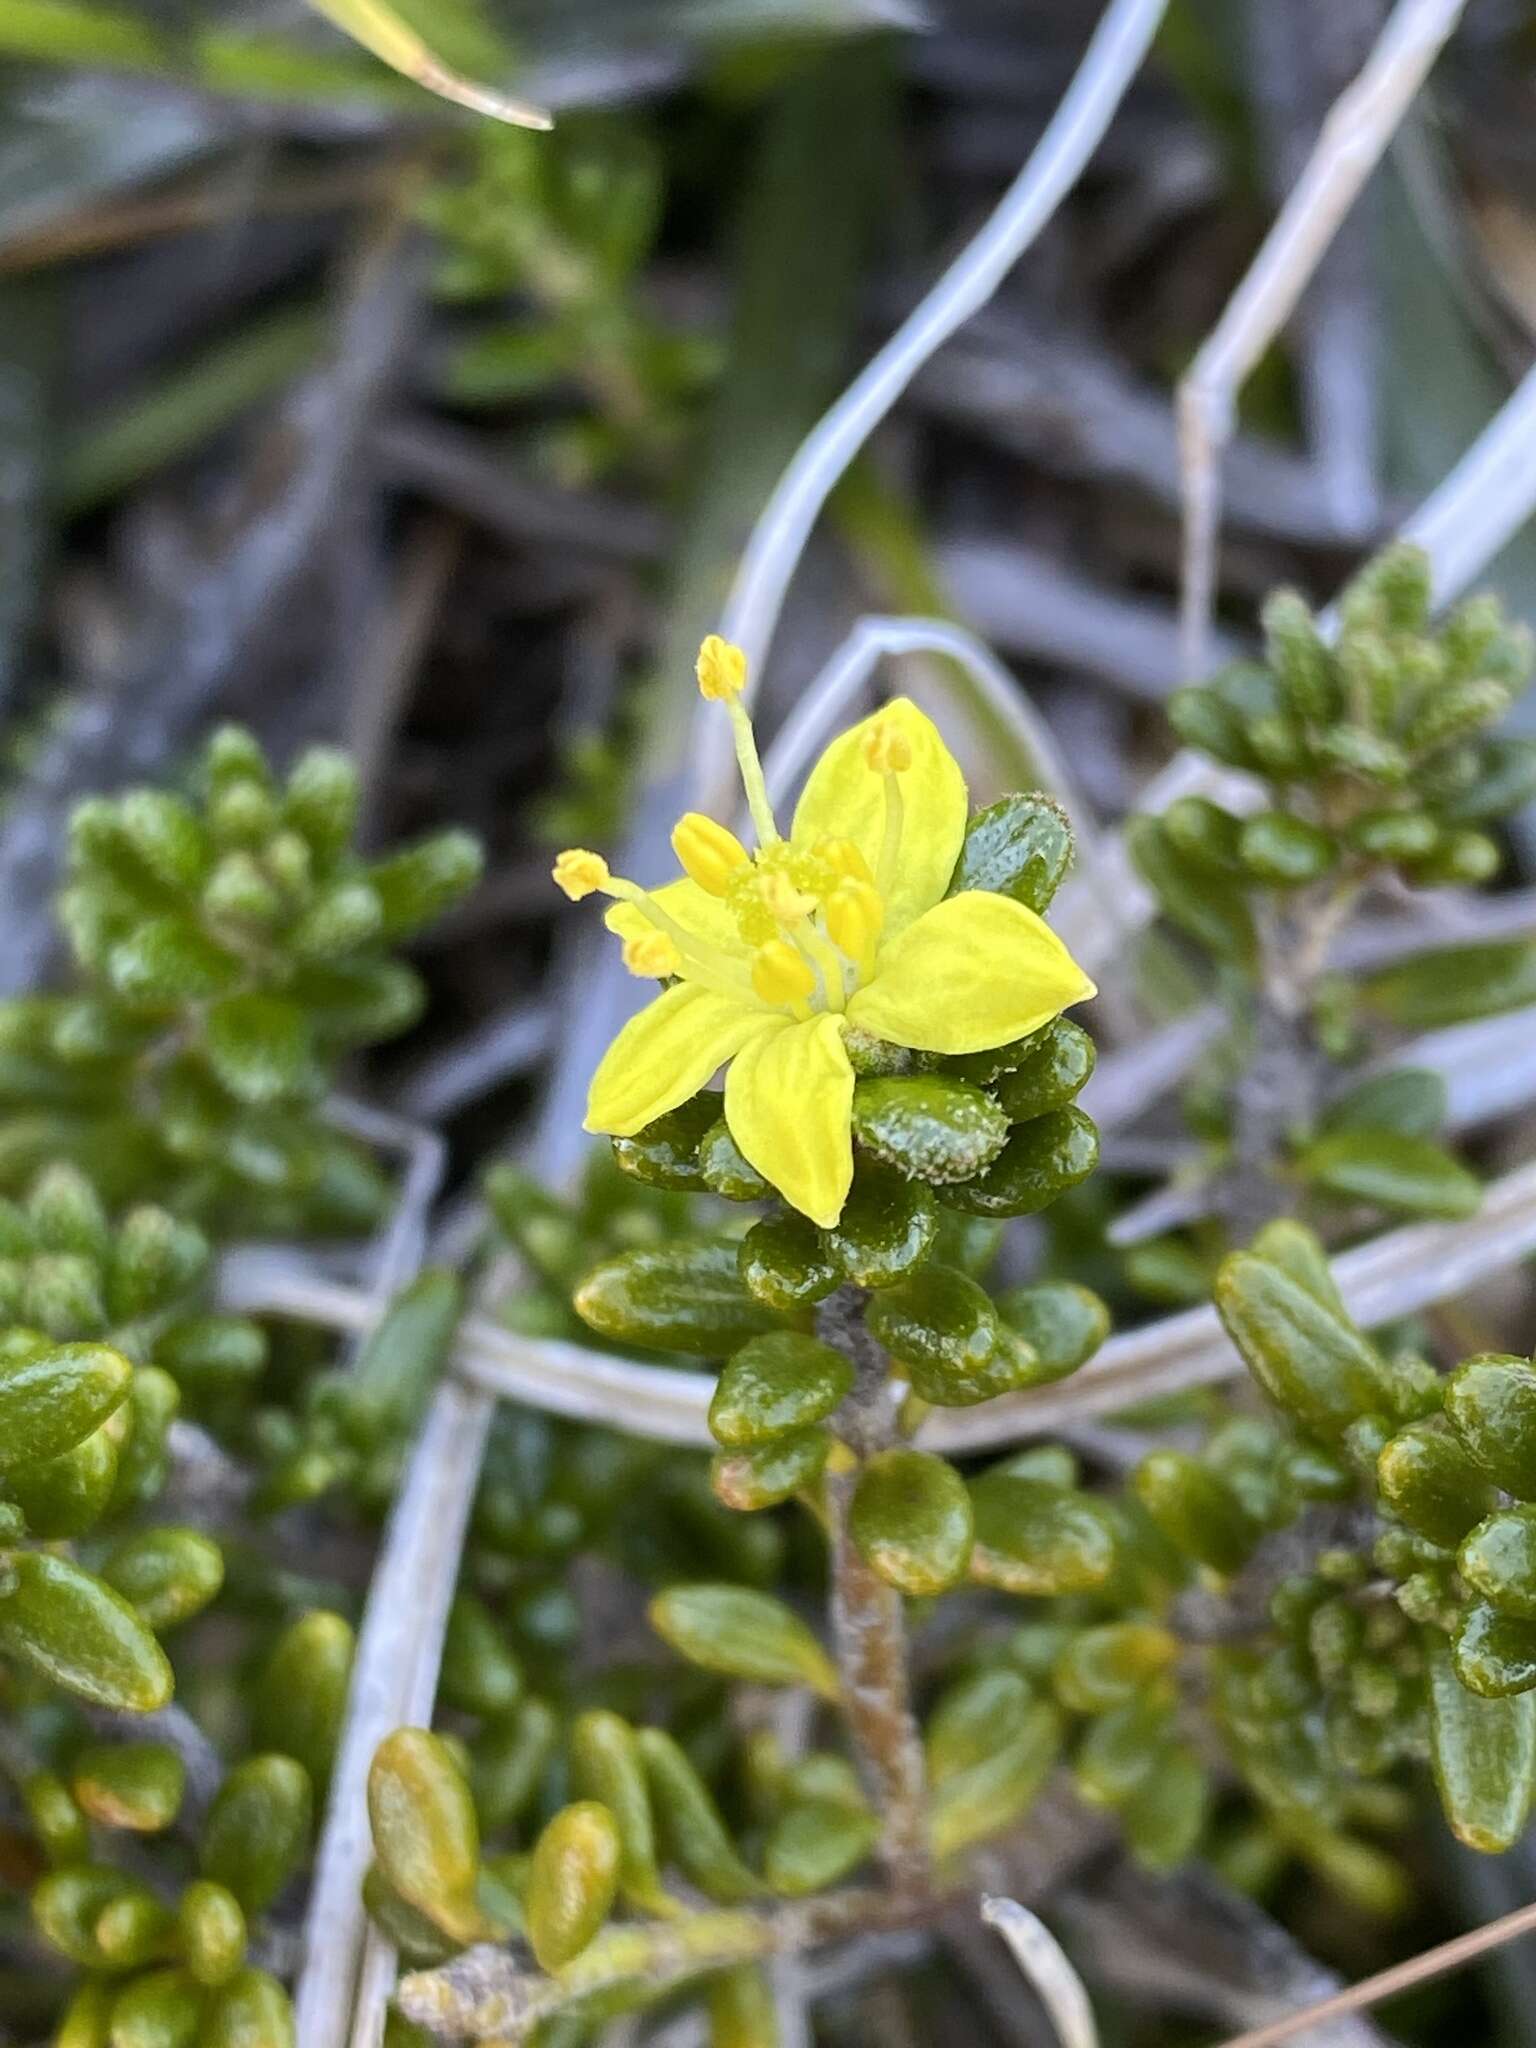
[816,1287,932,1896]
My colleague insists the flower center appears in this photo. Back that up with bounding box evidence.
[552,644,910,1021]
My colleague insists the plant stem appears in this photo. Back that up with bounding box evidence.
[398,1890,940,2040]
[815,1286,932,1897]
[1217,883,1357,1244]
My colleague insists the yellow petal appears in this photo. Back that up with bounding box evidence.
[846,892,1096,1056]
[603,877,744,955]
[790,698,966,937]
[585,985,776,1137]
[724,1013,854,1229]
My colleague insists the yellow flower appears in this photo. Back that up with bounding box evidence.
[557,640,1096,1229]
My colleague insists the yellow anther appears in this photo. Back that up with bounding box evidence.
[819,837,874,885]
[553,848,610,901]
[696,634,748,702]
[672,812,750,897]
[621,931,680,979]
[752,939,817,1007]
[824,878,884,965]
[760,869,818,924]
[861,720,912,775]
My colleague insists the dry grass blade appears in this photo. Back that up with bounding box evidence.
[1178,0,1470,678]
[293,1377,495,2044]
[224,1155,1536,1456]
[304,0,552,127]
[691,0,1170,816]
[757,613,1102,857]
[981,1897,1099,2048]
[1211,1895,1536,2048]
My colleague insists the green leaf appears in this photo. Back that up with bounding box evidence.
[868,1261,998,1370]
[282,747,360,861]
[849,1448,973,1596]
[929,1700,1062,1860]
[0,1551,171,1710]
[1238,812,1337,886]
[937,1107,1098,1219]
[1132,1451,1259,1574]
[1359,940,1536,1029]
[0,1336,129,1468]
[1445,1354,1536,1497]
[763,1798,877,1895]
[71,1742,185,1832]
[368,1728,483,1946]
[575,1239,780,1357]
[711,1427,831,1511]
[985,1019,1096,1124]
[101,1526,224,1632]
[1321,1067,1446,1140]
[440,1592,522,1718]
[708,1332,852,1448]
[1125,815,1257,966]
[1121,1744,1208,1871]
[821,1162,937,1288]
[1427,1633,1536,1849]
[967,1475,1118,1596]
[1214,1252,1388,1440]
[525,1801,621,1971]
[636,1728,762,1905]
[612,1096,720,1193]
[1454,1604,1536,1699]
[648,1585,837,1698]
[925,1668,1036,1784]
[369,831,483,940]
[178,1881,249,1990]
[108,917,241,1006]
[201,1756,313,1914]
[850,1075,1008,1184]
[202,1968,295,2048]
[1377,1422,1496,1549]
[1460,1507,1536,1621]
[569,1710,669,1916]
[738,1208,840,1312]
[1296,1130,1481,1219]
[993,1280,1108,1383]
[350,1269,462,1434]
[946,793,1073,913]
[203,994,314,1106]
[253,1610,354,1793]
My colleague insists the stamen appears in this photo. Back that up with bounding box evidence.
[819,837,875,886]
[672,813,749,897]
[622,932,680,979]
[552,848,610,901]
[861,720,913,775]
[602,878,753,1000]
[694,635,778,847]
[759,870,818,924]
[696,635,748,701]
[876,769,904,903]
[799,923,849,1012]
[752,939,816,1009]
[825,879,883,983]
